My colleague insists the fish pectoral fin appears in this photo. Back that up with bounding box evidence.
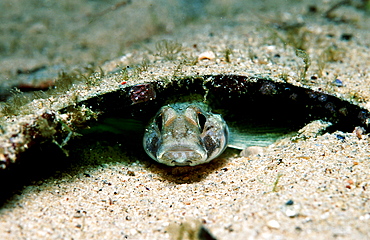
[227,124,294,150]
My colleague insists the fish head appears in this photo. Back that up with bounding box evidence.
[143,102,228,166]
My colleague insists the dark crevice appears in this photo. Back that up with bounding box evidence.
[1,74,369,206]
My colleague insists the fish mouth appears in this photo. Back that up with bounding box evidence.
[157,146,207,166]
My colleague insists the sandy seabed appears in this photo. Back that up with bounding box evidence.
[0,0,370,239]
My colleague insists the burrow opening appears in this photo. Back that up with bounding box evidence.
[77,74,369,150]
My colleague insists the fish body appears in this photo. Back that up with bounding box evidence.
[143,102,229,166]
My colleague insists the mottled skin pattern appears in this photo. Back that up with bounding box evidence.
[143,102,229,166]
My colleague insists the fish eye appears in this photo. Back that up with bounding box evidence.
[198,113,207,130]
[156,114,163,131]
